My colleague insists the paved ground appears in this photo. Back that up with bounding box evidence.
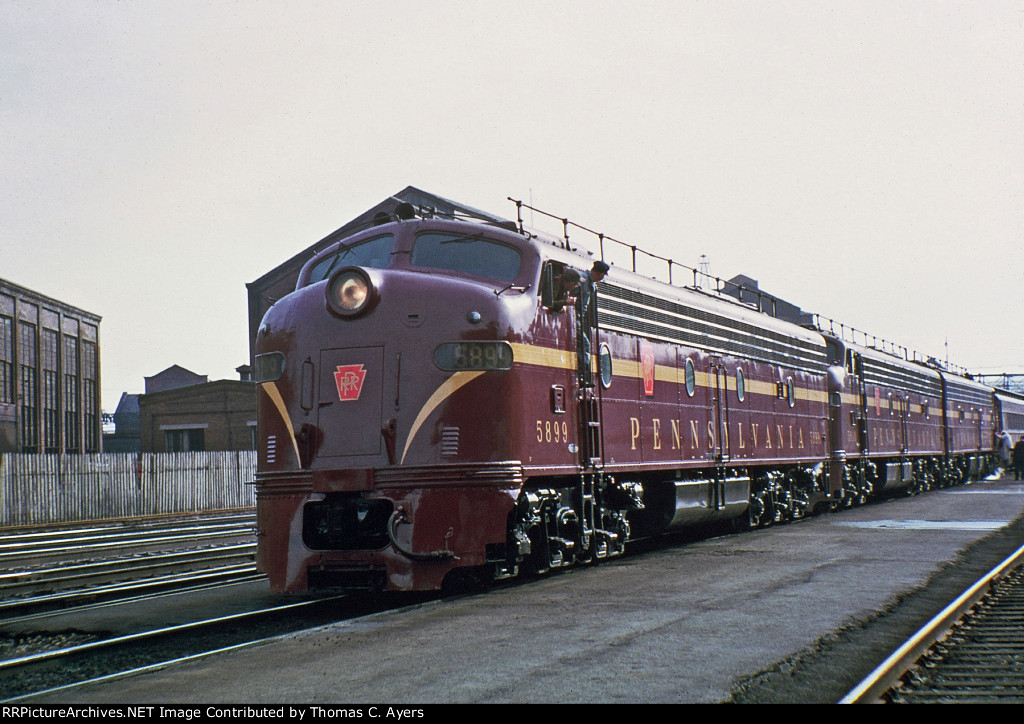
[36,475,1024,704]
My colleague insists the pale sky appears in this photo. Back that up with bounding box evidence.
[3,1,1022,412]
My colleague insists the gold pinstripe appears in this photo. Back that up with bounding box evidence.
[509,342,828,403]
[260,381,302,462]
[508,342,575,370]
[400,370,486,465]
[838,392,958,420]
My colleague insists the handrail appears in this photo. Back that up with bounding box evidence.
[507,196,783,317]
[506,196,978,379]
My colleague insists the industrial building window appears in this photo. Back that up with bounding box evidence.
[82,341,98,452]
[19,323,38,452]
[0,315,12,404]
[165,428,205,452]
[42,329,59,453]
[64,336,79,453]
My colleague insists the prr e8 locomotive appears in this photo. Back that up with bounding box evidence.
[253,199,997,594]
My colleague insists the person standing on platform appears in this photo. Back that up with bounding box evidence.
[1013,435,1024,481]
[997,430,1013,471]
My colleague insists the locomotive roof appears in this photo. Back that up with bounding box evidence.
[297,211,829,374]
[828,334,997,406]
[939,368,997,406]
[519,229,829,374]
[831,337,944,398]
[995,388,1024,404]
[287,197,991,385]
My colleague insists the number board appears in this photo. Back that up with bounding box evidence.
[433,341,514,371]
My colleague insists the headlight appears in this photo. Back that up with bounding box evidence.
[326,267,377,318]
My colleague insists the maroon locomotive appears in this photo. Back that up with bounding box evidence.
[821,337,994,504]
[253,201,997,594]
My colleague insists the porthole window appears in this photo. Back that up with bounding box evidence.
[735,368,745,402]
[684,359,696,397]
[598,344,613,389]
[787,377,795,408]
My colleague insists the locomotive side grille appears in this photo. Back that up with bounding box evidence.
[860,356,943,398]
[440,426,460,457]
[944,380,996,406]
[597,283,827,374]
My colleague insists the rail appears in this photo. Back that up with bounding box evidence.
[0,512,259,616]
[0,594,345,702]
[840,540,1024,703]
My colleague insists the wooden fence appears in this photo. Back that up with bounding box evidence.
[0,451,256,527]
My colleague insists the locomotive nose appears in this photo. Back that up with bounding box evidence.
[326,266,380,318]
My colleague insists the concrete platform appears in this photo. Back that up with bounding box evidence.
[38,475,1024,704]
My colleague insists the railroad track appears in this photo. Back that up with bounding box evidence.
[0,564,265,621]
[0,589,352,702]
[841,540,1024,703]
[0,512,261,616]
[0,513,258,567]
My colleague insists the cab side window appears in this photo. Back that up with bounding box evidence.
[540,261,570,311]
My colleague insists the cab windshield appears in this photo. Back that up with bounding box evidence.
[410,232,522,283]
[307,234,395,284]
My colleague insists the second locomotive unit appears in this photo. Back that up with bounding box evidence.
[253,200,997,594]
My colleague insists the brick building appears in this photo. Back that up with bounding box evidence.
[145,364,207,393]
[138,368,256,453]
[0,279,102,453]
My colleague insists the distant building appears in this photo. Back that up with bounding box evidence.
[105,364,209,453]
[719,274,814,327]
[138,366,256,452]
[246,185,508,365]
[145,365,208,393]
[103,392,141,453]
[0,279,102,453]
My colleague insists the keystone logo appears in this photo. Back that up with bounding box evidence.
[334,364,367,401]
